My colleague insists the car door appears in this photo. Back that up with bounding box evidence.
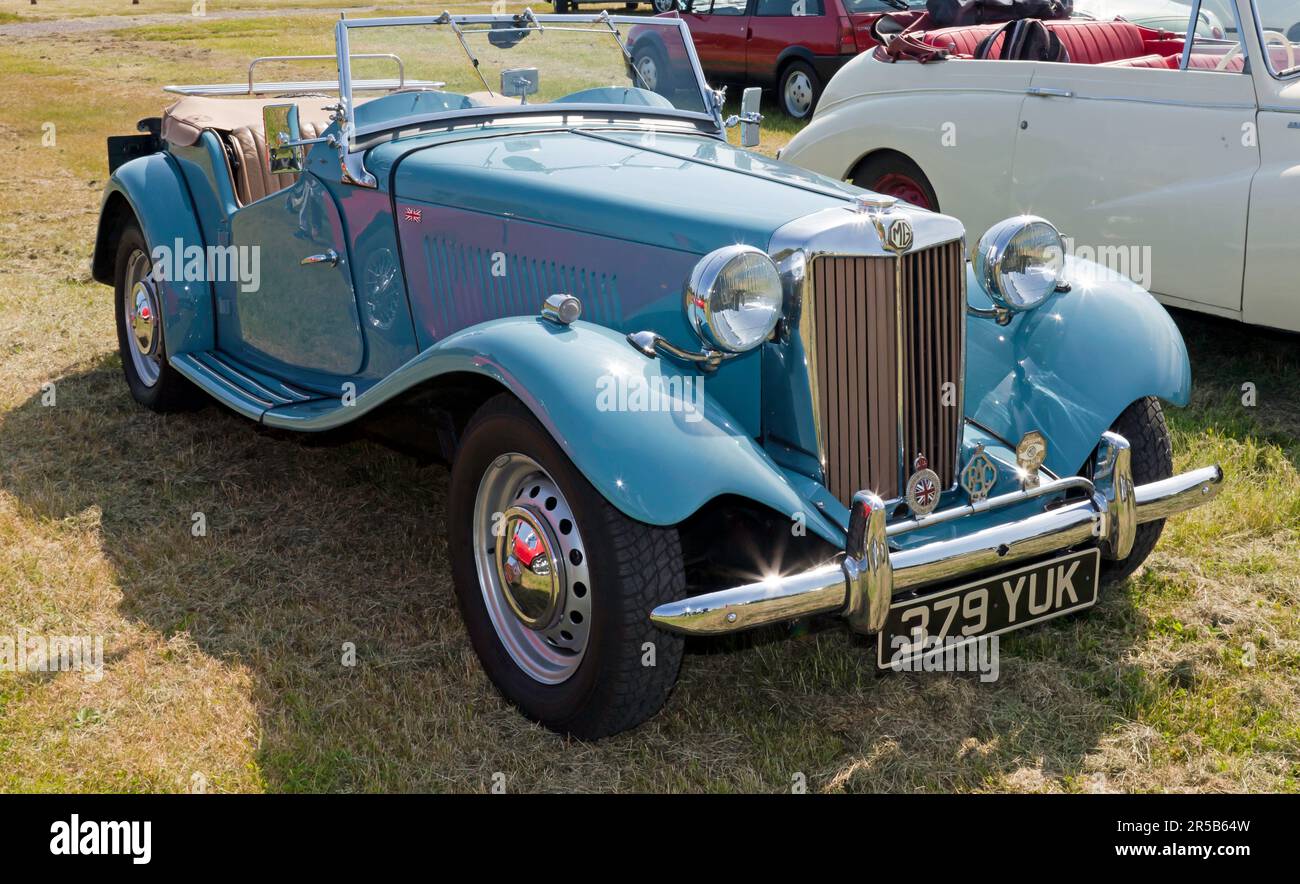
[683,0,752,80]
[223,171,366,377]
[1010,0,1259,313]
[1241,0,1300,332]
[746,0,832,85]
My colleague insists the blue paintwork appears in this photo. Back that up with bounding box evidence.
[97,100,1196,547]
[965,255,1192,477]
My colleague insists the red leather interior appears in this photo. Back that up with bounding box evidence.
[1103,53,1171,68]
[1185,53,1245,70]
[919,19,1157,64]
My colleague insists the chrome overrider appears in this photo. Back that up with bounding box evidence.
[649,432,1223,636]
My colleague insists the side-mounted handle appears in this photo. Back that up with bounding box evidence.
[300,250,339,267]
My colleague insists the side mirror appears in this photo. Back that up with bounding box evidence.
[501,67,540,103]
[263,103,304,175]
[739,86,762,148]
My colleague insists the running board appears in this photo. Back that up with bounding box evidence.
[171,352,324,421]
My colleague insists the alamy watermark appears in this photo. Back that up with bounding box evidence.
[0,629,104,682]
[886,634,1000,683]
[595,373,704,423]
[149,239,261,293]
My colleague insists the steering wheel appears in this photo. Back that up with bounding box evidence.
[1217,30,1295,70]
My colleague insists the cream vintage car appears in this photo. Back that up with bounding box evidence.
[781,0,1300,333]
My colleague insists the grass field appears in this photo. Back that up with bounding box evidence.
[0,0,1297,793]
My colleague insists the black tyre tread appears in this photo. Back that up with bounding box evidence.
[569,497,685,738]
[1100,396,1173,584]
[451,394,685,739]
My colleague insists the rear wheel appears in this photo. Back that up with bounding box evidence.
[778,60,821,120]
[1099,397,1174,584]
[652,0,678,12]
[113,221,200,412]
[851,151,940,211]
[448,394,686,738]
[553,0,572,12]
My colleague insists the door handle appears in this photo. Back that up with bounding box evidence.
[1026,86,1074,98]
[300,249,339,267]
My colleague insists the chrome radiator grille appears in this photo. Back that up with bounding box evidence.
[806,241,966,504]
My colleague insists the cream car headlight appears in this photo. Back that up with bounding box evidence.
[685,245,783,354]
[974,216,1065,313]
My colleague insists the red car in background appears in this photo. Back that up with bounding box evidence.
[642,0,921,119]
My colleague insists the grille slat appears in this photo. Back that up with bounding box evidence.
[808,242,965,505]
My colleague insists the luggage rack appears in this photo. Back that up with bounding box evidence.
[164,53,445,97]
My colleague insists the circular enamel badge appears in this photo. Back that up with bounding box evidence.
[905,466,942,517]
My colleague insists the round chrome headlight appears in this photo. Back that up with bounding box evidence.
[973,216,1065,313]
[684,245,783,353]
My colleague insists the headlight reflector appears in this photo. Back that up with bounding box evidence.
[974,216,1065,313]
[685,245,783,353]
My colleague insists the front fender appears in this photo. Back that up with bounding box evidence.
[95,153,213,355]
[264,316,845,545]
[965,255,1192,476]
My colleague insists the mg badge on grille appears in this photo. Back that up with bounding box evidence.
[905,453,941,517]
[885,217,914,253]
[961,444,999,503]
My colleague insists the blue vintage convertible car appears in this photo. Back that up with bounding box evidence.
[94,11,1223,738]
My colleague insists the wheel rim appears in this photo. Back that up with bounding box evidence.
[783,70,814,118]
[872,172,934,211]
[473,453,592,685]
[122,248,162,388]
[654,0,676,12]
[635,55,658,92]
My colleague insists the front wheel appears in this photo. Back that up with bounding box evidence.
[632,43,672,95]
[652,0,678,12]
[553,0,572,12]
[448,394,686,739]
[1100,396,1174,584]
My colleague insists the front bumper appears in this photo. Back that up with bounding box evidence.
[650,432,1223,636]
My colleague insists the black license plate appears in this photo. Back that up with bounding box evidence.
[876,549,1100,669]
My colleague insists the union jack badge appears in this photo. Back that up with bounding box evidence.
[905,453,941,517]
[403,207,422,223]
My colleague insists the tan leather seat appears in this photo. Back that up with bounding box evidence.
[227,120,324,205]
[162,95,336,205]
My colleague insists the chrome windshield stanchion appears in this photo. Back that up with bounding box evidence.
[1093,431,1136,561]
[842,492,893,636]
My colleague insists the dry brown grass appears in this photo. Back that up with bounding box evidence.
[0,1,1296,793]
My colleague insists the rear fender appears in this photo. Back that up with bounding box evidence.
[93,153,214,356]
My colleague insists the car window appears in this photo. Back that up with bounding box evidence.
[709,0,749,14]
[1181,0,1247,71]
[841,0,926,11]
[754,0,825,14]
[1250,0,1300,74]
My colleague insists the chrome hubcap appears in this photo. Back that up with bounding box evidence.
[784,71,813,118]
[123,249,162,387]
[474,454,592,684]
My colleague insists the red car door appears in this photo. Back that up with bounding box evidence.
[745,0,838,86]
[681,0,752,79]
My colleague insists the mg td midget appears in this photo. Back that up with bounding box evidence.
[94,11,1223,738]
